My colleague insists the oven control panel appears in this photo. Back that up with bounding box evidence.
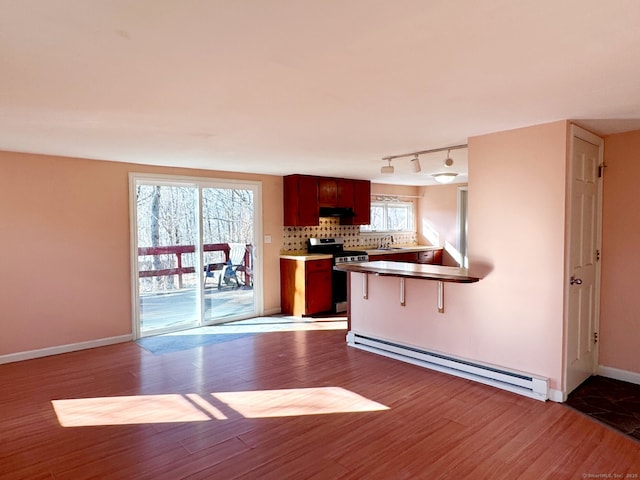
[334,254,369,264]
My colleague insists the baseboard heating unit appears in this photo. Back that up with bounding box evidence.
[346,331,549,401]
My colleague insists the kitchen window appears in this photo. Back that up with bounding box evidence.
[360,201,414,232]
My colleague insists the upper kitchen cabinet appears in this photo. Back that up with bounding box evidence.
[318,178,355,208]
[283,175,371,226]
[318,178,338,207]
[337,179,355,208]
[350,179,371,225]
[283,175,319,226]
[340,179,370,225]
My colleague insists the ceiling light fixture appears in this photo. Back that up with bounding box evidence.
[410,154,421,173]
[432,172,458,184]
[381,158,394,174]
[380,143,467,181]
[432,149,458,183]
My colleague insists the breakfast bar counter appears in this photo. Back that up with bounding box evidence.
[333,260,479,283]
[334,260,479,314]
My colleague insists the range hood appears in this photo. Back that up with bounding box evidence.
[319,207,355,218]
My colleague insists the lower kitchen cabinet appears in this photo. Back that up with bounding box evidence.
[280,258,333,316]
[373,252,418,262]
[416,249,443,265]
[371,249,443,265]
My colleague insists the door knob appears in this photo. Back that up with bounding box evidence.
[570,276,583,285]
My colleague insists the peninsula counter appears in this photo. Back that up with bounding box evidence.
[334,260,479,313]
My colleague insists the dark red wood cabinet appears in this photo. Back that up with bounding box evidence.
[416,249,443,265]
[349,179,371,225]
[284,175,371,226]
[318,178,338,207]
[371,249,443,265]
[280,258,333,316]
[283,175,319,226]
[337,179,355,208]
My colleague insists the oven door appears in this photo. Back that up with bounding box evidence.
[332,267,348,313]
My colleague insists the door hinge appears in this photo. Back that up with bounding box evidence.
[598,164,606,178]
[596,249,601,261]
[594,332,598,344]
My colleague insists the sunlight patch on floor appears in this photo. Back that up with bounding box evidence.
[52,394,211,427]
[51,387,388,427]
[212,387,389,419]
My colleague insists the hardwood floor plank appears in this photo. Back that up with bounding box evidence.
[130,436,251,480]
[1,327,639,479]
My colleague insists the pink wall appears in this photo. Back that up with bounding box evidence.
[0,151,283,356]
[466,121,568,390]
[599,130,640,375]
[370,184,419,197]
[351,121,569,391]
[417,183,466,266]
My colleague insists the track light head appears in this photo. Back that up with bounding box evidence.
[411,154,421,173]
[444,149,454,167]
[381,158,394,174]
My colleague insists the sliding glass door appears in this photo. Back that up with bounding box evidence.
[135,182,199,333]
[201,186,255,324]
[130,174,262,337]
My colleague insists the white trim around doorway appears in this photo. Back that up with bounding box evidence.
[128,172,264,340]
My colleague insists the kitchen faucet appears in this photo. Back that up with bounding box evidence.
[380,235,394,249]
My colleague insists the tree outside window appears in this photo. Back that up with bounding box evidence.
[361,201,414,232]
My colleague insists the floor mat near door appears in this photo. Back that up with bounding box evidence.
[566,375,640,442]
[136,331,254,355]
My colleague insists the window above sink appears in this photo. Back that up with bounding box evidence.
[360,200,414,233]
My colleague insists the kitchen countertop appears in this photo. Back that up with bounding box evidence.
[280,245,443,260]
[364,245,443,255]
[334,260,479,283]
[279,251,333,261]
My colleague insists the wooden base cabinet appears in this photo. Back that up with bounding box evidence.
[416,249,443,265]
[371,249,443,265]
[280,258,333,316]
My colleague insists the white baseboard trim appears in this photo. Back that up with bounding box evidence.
[598,365,640,385]
[0,334,133,365]
[548,388,565,403]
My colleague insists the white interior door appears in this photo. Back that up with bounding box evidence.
[564,126,603,395]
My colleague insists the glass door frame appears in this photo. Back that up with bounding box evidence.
[128,172,264,339]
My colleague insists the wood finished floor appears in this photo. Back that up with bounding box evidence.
[1,328,639,479]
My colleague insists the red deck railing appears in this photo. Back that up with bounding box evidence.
[138,243,251,288]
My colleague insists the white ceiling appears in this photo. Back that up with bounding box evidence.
[1,0,640,185]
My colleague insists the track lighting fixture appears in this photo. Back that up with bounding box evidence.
[379,143,466,182]
[410,154,421,173]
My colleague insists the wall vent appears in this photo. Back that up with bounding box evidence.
[347,332,548,401]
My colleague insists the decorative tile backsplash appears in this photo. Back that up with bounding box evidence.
[282,217,417,251]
